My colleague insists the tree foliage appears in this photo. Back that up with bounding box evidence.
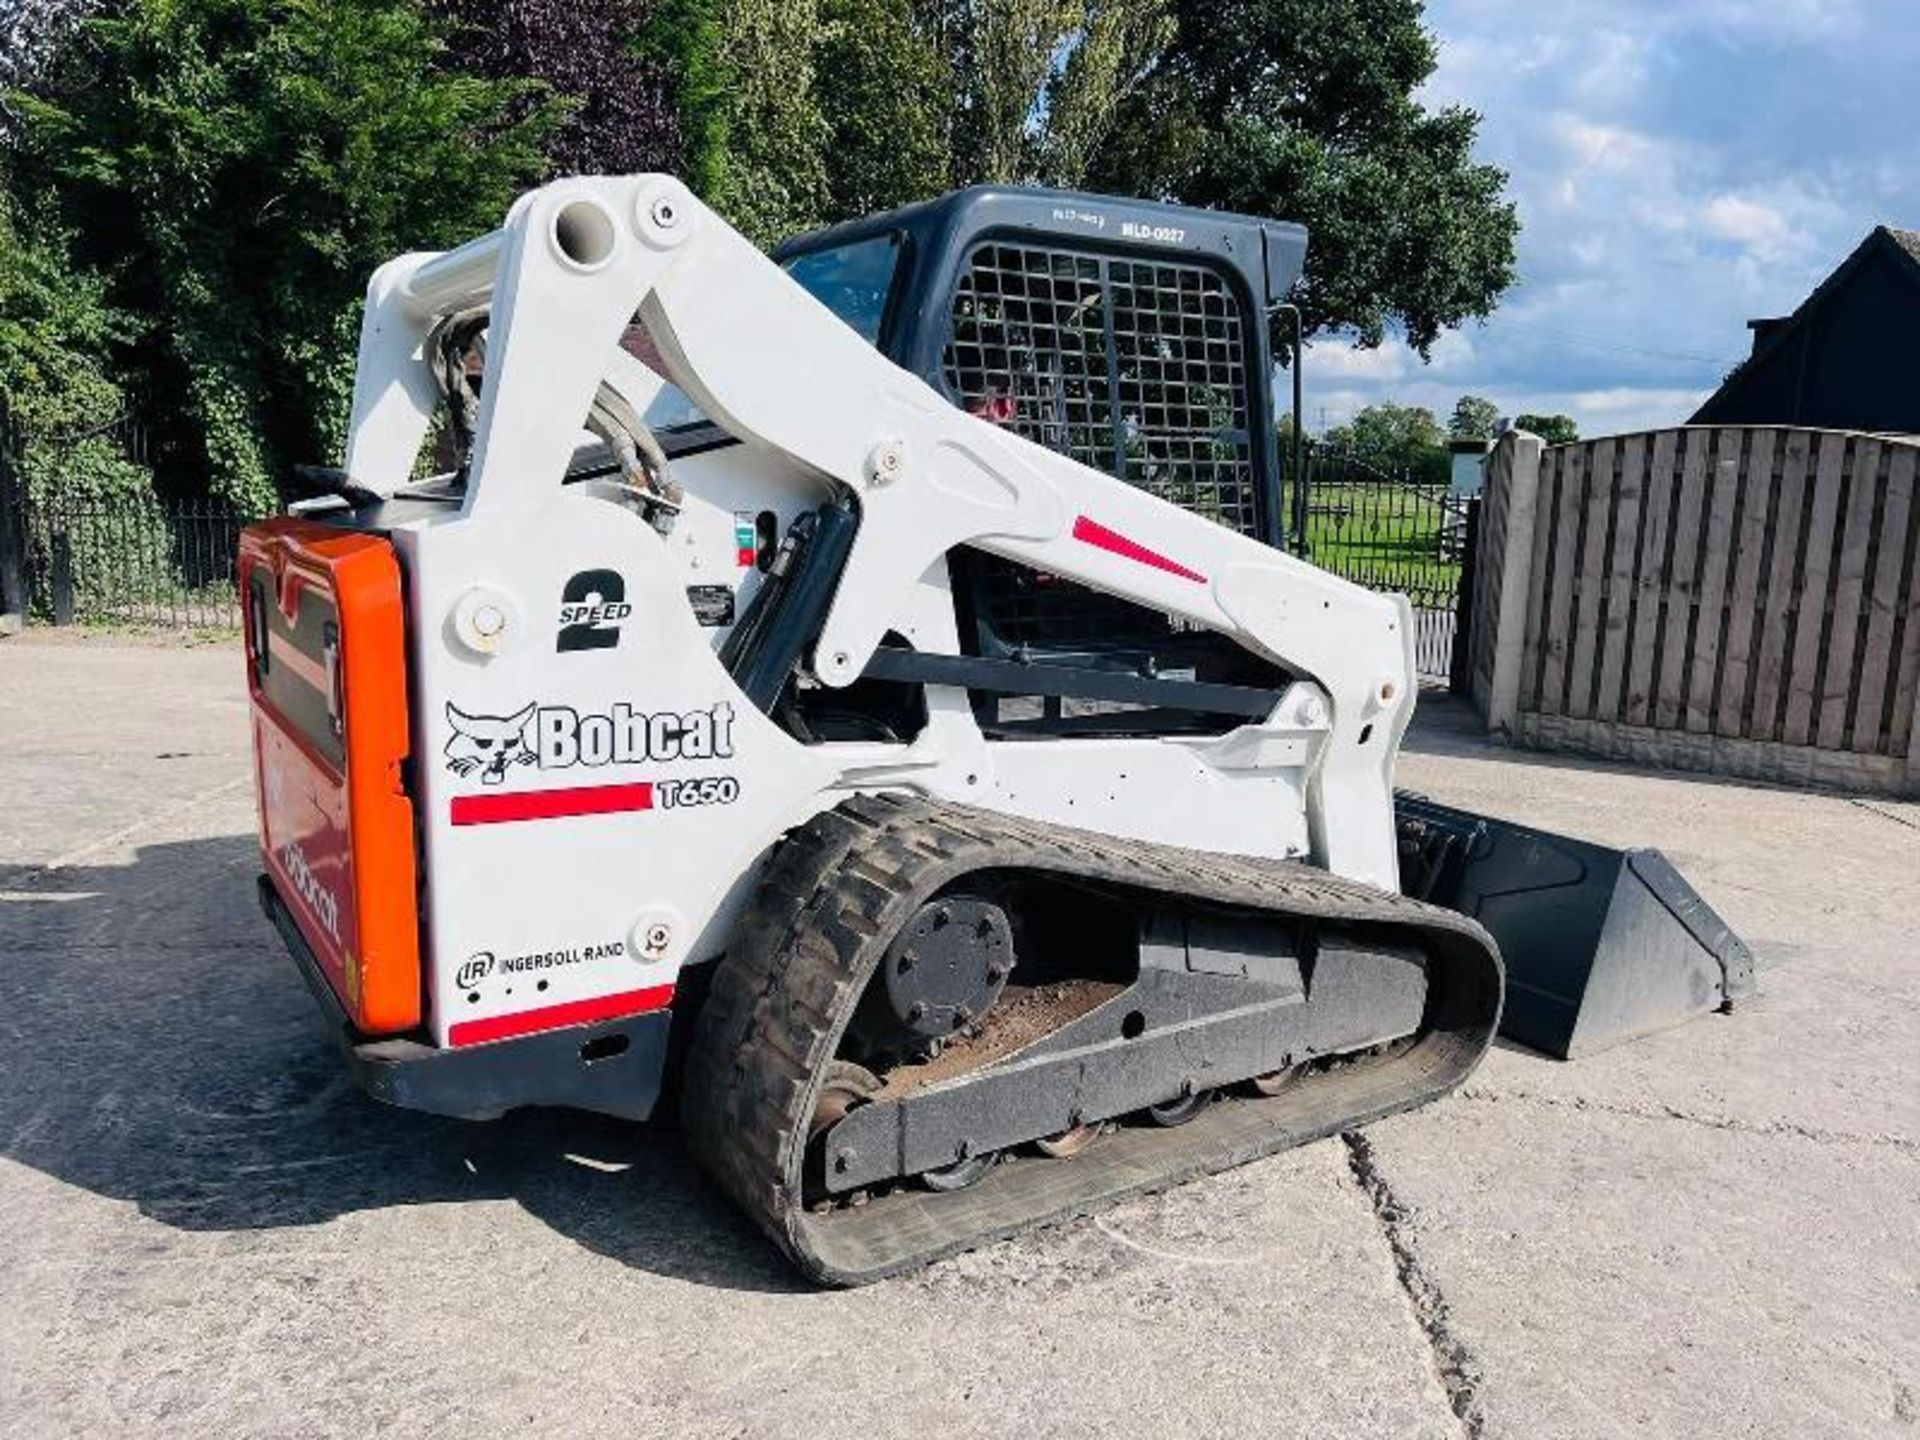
[435,0,682,177]
[2,0,1523,515]
[1089,0,1517,354]
[0,184,152,500]
[691,0,1516,347]
[14,0,558,510]
[1034,1,1174,186]
[1515,412,1579,445]
[0,0,95,128]
[813,0,953,219]
[1322,401,1448,481]
[698,0,1171,241]
[936,0,1169,187]
[1448,393,1499,440]
[708,0,831,245]
[638,0,731,202]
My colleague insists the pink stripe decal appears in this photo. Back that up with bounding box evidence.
[1071,515,1207,584]
[451,781,654,827]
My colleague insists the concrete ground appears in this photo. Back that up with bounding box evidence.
[1,631,1914,1439]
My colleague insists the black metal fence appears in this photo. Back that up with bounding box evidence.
[0,408,248,631]
[1,483,246,632]
[0,416,1475,660]
[27,493,246,629]
[1283,445,1476,684]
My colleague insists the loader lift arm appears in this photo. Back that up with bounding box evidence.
[342,175,1415,890]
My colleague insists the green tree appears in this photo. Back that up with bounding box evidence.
[1448,393,1499,440]
[1515,412,1579,445]
[434,0,683,177]
[1034,0,1174,186]
[711,0,831,245]
[1323,401,1447,479]
[814,0,952,218]
[683,0,1172,241]
[639,0,731,202]
[15,0,557,510]
[0,184,152,502]
[1089,0,1518,354]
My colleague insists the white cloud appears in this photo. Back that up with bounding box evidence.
[1301,0,1918,442]
[1305,341,1410,383]
[1568,386,1715,418]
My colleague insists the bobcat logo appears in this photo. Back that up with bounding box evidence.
[444,702,535,785]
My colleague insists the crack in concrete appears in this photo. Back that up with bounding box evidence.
[1849,798,1920,833]
[1459,1086,1918,1154]
[1343,1130,1485,1440]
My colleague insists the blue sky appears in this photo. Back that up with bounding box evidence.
[1305,0,1920,437]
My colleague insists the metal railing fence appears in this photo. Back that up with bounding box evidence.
[1282,444,1476,683]
[24,492,246,629]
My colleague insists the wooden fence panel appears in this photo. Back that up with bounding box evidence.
[1537,446,1585,714]
[1624,429,1680,726]
[1470,425,1920,794]
[1653,429,1712,729]
[1782,432,1850,746]
[1715,428,1779,738]
[1594,432,1647,721]
[1686,437,1741,732]
[1886,450,1920,760]
[1817,437,1886,750]
[1470,438,1512,701]
[1851,443,1917,753]
[1519,444,1560,710]
[1749,430,1814,741]
[1566,436,1617,717]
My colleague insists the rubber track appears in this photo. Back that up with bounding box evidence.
[682,794,1502,1286]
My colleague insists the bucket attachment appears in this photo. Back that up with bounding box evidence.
[1395,795,1756,1059]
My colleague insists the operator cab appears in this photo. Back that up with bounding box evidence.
[771,187,1308,737]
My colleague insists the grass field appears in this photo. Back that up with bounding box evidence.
[1282,479,1466,605]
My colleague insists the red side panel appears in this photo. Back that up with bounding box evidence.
[240,518,421,1034]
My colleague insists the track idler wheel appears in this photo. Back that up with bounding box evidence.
[806,1060,881,1208]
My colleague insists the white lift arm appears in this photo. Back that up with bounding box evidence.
[342,175,1415,888]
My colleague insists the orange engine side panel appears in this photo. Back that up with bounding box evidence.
[240,518,420,1034]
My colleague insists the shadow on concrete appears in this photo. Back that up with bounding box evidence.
[0,834,803,1295]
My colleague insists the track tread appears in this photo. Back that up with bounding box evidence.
[682,796,1500,1285]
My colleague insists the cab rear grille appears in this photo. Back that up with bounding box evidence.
[942,240,1259,537]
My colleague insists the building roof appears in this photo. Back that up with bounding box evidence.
[1692,225,1920,423]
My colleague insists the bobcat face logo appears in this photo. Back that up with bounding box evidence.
[444,702,535,785]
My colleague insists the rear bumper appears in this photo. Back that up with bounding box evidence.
[258,875,669,1121]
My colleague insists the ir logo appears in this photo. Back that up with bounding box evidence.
[457,951,496,988]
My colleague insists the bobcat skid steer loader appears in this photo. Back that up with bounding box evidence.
[242,176,1752,1284]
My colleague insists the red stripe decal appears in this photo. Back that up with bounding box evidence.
[1071,515,1207,584]
[449,984,675,1047]
[451,781,654,827]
